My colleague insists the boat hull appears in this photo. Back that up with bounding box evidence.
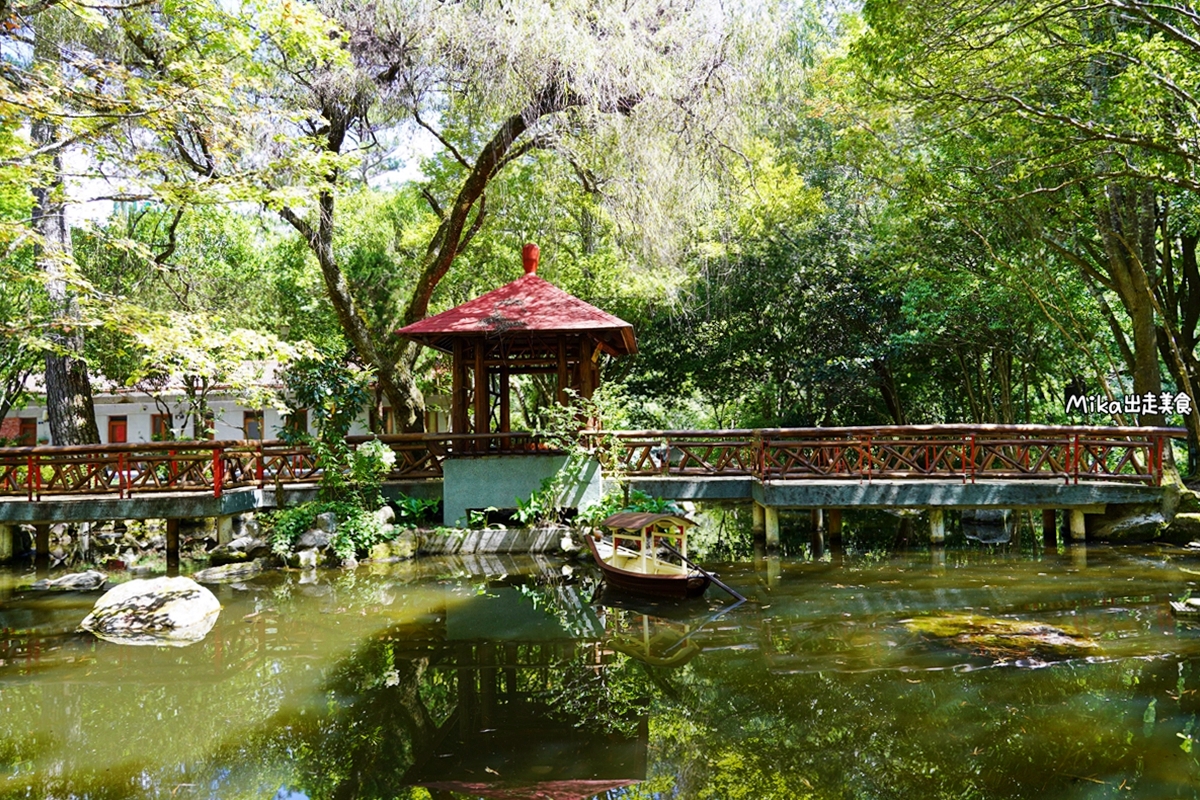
[587,536,710,599]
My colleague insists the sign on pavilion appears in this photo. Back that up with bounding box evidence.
[396,243,637,441]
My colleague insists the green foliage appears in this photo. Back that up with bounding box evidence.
[393,494,440,528]
[282,351,374,502]
[578,489,683,527]
[265,500,389,561]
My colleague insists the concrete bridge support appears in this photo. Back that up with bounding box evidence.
[1069,509,1087,542]
[752,503,765,538]
[928,508,946,544]
[828,509,843,545]
[34,524,49,573]
[166,519,180,576]
[1042,509,1057,546]
[764,506,780,552]
[0,524,11,562]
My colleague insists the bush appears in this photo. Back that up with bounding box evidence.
[265,500,389,561]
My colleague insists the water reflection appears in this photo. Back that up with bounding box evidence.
[1,547,1200,797]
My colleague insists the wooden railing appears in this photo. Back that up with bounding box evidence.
[589,425,1184,486]
[0,432,562,500]
[0,425,1184,500]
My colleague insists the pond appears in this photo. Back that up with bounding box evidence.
[2,535,1200,799]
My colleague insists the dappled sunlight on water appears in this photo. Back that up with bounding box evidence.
[1,543,1200,798]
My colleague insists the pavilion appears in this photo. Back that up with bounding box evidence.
[396,243,637,523]
[397,243,636,440]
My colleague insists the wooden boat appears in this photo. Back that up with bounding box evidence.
[586,512,710,599]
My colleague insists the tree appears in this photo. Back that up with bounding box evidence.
[138,0,754,430]
[856,0,1200,449]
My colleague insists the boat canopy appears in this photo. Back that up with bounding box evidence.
[599,512,695,532]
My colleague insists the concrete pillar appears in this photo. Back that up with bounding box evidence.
[215,515,234,545]
[166,519,180,577]
[811,527,825,560]
[929,508,945,544]
[1069,509,1087,542]
[752,503,765,537]
[810,508,824,531]
[764,506,780,552]
[1042,509,1057,546]
[828,509,843,540]
[0,524,12,562]
[34,524,49,574]
[767,555,781,588]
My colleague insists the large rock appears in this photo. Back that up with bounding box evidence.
[375,505,396,526]
[906,614,1098,660]
[314,512,338,533]
[1087,503,1167,543]
[80,577,221,647]
[208,536,271,565]
[296,529,331,550]
[32,570,107,592]
[191,560,265,584]
[1167,512,1200,541]
[368,532,418,562]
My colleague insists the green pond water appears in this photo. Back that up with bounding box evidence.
[3,537,1200,799]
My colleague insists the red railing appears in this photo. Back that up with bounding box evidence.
[0,432,563,500]
[589,425,1185,486]
[0,425,1184,500]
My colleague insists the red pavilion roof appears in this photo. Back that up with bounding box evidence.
[395,248,636,356]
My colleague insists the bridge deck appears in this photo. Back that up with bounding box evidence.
[626,476,1162,510]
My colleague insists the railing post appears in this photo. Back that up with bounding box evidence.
[33,453,41,500]
[661,438,671,476]
[118,452,127,499]
[256,441,264,489]
[863,434,872,482]
[1072,433,1081,485]
[1155,434,1165,485]
[213,447,223,499]
[754,431,764,480]
[26,454,34,501]
[968,434,976,484]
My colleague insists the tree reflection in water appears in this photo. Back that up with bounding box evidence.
[4,549,1200,798]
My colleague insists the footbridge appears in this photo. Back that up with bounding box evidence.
[0,424,1185,562]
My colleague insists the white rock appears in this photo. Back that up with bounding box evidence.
[79,577,221,647]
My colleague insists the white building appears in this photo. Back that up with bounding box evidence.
[1,368,448,446]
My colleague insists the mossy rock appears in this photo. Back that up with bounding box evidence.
[1166,512,1200,541]
[906,613,1099,660]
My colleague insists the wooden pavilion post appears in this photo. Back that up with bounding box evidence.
[499,366,511,433]
[556,337,568,404]
[452,339,468,435]
[580,338,595,400]
[474,339,488,450]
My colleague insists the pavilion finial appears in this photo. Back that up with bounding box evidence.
[522,242,540,275]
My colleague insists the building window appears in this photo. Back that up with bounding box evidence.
[108,416,127,444]
[243,410,263,440]
[151,413,173,441]
[18,418,37,446]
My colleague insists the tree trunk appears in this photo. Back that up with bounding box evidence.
[1099,184,1164,425]
[31,117,100,446]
